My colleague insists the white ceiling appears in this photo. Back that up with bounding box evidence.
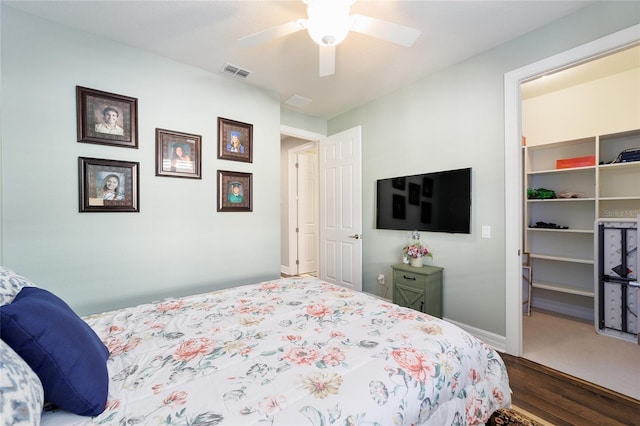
[5,0,612,119]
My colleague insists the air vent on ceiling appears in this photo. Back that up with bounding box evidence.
[222,63,251,79]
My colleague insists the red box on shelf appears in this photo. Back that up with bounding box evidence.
[556,155,595,169]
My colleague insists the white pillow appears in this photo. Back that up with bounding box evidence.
[0,338,44,425]
[0,267,36,306]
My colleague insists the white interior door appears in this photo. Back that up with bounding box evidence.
[319,126,362,291]
[297,151,318,274]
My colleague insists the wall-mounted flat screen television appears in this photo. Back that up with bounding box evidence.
[376,167,471,234]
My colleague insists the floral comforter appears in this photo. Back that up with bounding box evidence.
[41,276,510,425]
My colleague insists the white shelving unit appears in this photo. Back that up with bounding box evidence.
[524,129,640,320]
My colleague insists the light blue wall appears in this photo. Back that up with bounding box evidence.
[281,108,327,136]
[329,1,640,335]
[2,3,638,337]
[1,7,282,315]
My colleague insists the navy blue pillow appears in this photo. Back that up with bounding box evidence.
[0,287,109,416]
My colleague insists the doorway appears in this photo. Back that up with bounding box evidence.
[280,127,323,277]
[280,125,363,291]
[504,25,639,397]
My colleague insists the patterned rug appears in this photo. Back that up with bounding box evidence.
[489,405,553,425]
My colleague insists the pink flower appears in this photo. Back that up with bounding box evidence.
[492,387,505,405]
[322,348,345,366]
[465,394,488,425]
[261,282,281,291]
[403,242,433,259]
[156,300,184,312]
[108,325,124,334]
[306,303,331,317]
[163,391,188,408]
[258,395,286,415]
[389,310,417,320]
[106,336,141,356]
[174,337,216,362]
[468,368,482,384]
[391,347,435,383]
[234,305,257,314]
[283,346,321,366]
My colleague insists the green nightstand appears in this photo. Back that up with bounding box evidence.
[391,263,443,318]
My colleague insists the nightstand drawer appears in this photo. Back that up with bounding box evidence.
[394,270,427,289]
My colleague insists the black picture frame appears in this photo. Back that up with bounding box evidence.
[217,117,253,163]
[155,128,202,179]
[217,170,252,212]
[78,157,140,212]
[76,86,138,148]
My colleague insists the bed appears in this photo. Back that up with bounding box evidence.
[0,267,511,425]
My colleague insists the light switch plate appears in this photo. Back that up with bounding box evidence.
[481,225,491,239]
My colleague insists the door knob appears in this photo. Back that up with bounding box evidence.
[348,234,362,239]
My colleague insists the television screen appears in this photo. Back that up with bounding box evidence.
[376,167,471,234]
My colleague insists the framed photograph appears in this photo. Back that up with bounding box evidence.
[78,157,139,212]
[76,86,138,148]
[217,170,252,212]
[155,128,202,179]
[217,117,253,163]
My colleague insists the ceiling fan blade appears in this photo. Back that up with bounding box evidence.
[238,19,306,47]
[350,14,421,47]
[319,45,335,77]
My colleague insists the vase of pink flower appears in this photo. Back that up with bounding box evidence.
[402,237,432,268]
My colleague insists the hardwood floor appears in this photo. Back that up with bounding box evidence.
[500,353,640,426]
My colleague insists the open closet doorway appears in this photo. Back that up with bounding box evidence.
[280,126,323,277]
[505,25,640,398]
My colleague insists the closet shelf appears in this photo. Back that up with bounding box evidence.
[527,165,595,175]
[529,253,594,264]
[527,198,596,203]
[531,281,594,297]
[527,228,594,234]
[599,196,640,201]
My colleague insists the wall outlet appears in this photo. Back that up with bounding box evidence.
[377,274,385,285]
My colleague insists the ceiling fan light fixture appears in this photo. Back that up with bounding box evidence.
[306,0,352,47]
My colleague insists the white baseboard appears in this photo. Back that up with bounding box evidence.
[280,265,294,276]
[444,317,507,352]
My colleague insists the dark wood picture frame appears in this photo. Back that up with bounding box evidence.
[78,157,140,212]
[217,170,252,212]
[76,86,138,148]
[155,128,202,179]
[217,117,253,163]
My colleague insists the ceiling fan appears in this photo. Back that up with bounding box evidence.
[238,0,421,77]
